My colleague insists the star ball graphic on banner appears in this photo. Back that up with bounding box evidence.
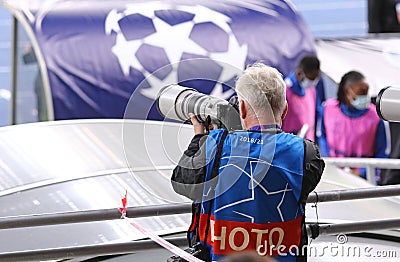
[15,0,315,120]
[105,3,248,100]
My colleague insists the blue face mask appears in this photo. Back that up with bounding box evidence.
[351,95,370,110]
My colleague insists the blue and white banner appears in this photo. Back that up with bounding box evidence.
[12,0,315,120]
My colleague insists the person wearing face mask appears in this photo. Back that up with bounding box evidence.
[318,71,390,179]
[282,55,325,141]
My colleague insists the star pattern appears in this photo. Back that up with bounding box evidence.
[105,9,123,34]
[105,4,249,100]
[213,156,292,222]
[144,16,207,64]
[140,64,179,100]
[111,34,143,76]
[210,34,248,82]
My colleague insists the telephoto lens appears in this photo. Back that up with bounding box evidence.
[376,86,400,122]
[156,84,230,122]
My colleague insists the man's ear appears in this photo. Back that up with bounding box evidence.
[281,103,288,120]
[240,100,247,119]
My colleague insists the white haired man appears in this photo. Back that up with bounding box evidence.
[171,63,325,262]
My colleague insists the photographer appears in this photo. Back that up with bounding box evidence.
[171,63,325,261]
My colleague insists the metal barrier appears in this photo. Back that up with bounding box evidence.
[1,185,400,230]
[0,203,192,230]
[0,185,399,260]
[323,157,400,185]
[306,184,400,203]
[315,218,400,236]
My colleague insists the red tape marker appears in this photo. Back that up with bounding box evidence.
[118,190,127,218]
[118,190,204,262]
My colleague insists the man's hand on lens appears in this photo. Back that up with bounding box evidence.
[189,113,206,135]
[189,113,214,135]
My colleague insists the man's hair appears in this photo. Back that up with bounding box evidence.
[235,62,286,120]
[337,70,365,104]
[299,55,320,74]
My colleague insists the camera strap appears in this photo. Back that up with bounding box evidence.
[202,130,228,247]
[205,115,211,134]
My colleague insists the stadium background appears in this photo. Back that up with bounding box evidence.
[0,0,367,126]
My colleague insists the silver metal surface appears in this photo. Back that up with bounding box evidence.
[0,119,399,260]
[0,236,188,261]
[307,184,400,203]
[323,157,400,169]
[376,86,400,122]
[0,119,194,253]
[10,16,17,125]
[0,203,193,229]
[317,218,400,235]
[323,157,400,185]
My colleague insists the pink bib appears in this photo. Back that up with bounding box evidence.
[324,99,380,157]
[282,87,316,141]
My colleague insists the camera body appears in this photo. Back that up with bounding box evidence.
[376,86,400,122]
[156,84,242,131]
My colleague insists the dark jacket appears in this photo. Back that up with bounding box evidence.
[171,132,324,203]
[368,0,400,33]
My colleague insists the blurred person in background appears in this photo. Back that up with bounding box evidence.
[22,43,48,122]
[318,71,390,180]
[368,0,400,33]
[282,55,325,141]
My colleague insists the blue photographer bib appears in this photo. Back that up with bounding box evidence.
[198,129,305,261]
